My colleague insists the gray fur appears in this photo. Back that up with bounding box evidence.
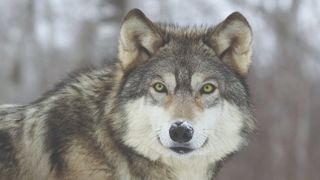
[0,9,255,180]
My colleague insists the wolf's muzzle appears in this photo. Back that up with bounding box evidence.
[169,121,194,143]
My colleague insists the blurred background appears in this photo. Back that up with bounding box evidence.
[0,0,319,179]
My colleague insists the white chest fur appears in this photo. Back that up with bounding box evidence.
[170,158,213,180]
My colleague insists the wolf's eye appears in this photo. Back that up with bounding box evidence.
[200,83,216,94]
[153,82,167,93]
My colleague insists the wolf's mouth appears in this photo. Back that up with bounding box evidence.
[170,147,194,154]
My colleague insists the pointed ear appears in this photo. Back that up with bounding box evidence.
[206,12,252,76]
[118,9,164,70]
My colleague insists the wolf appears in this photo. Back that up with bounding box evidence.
[0,9,255,180]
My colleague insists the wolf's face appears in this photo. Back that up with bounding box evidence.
[114,9,255,163]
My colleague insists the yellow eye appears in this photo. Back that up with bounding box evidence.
[153,82,167,93]
[201,83,216,94]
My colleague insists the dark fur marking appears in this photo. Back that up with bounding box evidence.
[45,100,89,173]
[0,131,18,179]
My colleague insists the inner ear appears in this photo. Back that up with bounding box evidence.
[205,12,252,76]
[118,9,164,71]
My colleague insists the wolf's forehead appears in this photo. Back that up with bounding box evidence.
[159,69,210,89]
[158,69,189,88]
[148,45,225,87]
[153,57,219,77]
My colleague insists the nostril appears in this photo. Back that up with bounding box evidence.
[183,132,190,140]
[181,129,193,142]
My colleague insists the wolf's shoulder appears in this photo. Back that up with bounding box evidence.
[0,105,25,179]
[0,104,22,113]
[0,104,25,127]
[33,62,119,103]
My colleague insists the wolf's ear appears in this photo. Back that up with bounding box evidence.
[206,12,252,76]
[118,9,163,70]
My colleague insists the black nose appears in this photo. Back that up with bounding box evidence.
[169,121,194,143]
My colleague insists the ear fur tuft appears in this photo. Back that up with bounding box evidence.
[207,12,252,76]
[118,9,163,70]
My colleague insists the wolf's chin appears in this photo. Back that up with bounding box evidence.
[157,137,209,156]
[170,147,194,154]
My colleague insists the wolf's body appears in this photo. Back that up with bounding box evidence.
[0,9,255,180]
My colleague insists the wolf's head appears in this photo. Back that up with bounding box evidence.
[112,9,255,163]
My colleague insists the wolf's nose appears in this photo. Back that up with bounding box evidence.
[169,121,194,143]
